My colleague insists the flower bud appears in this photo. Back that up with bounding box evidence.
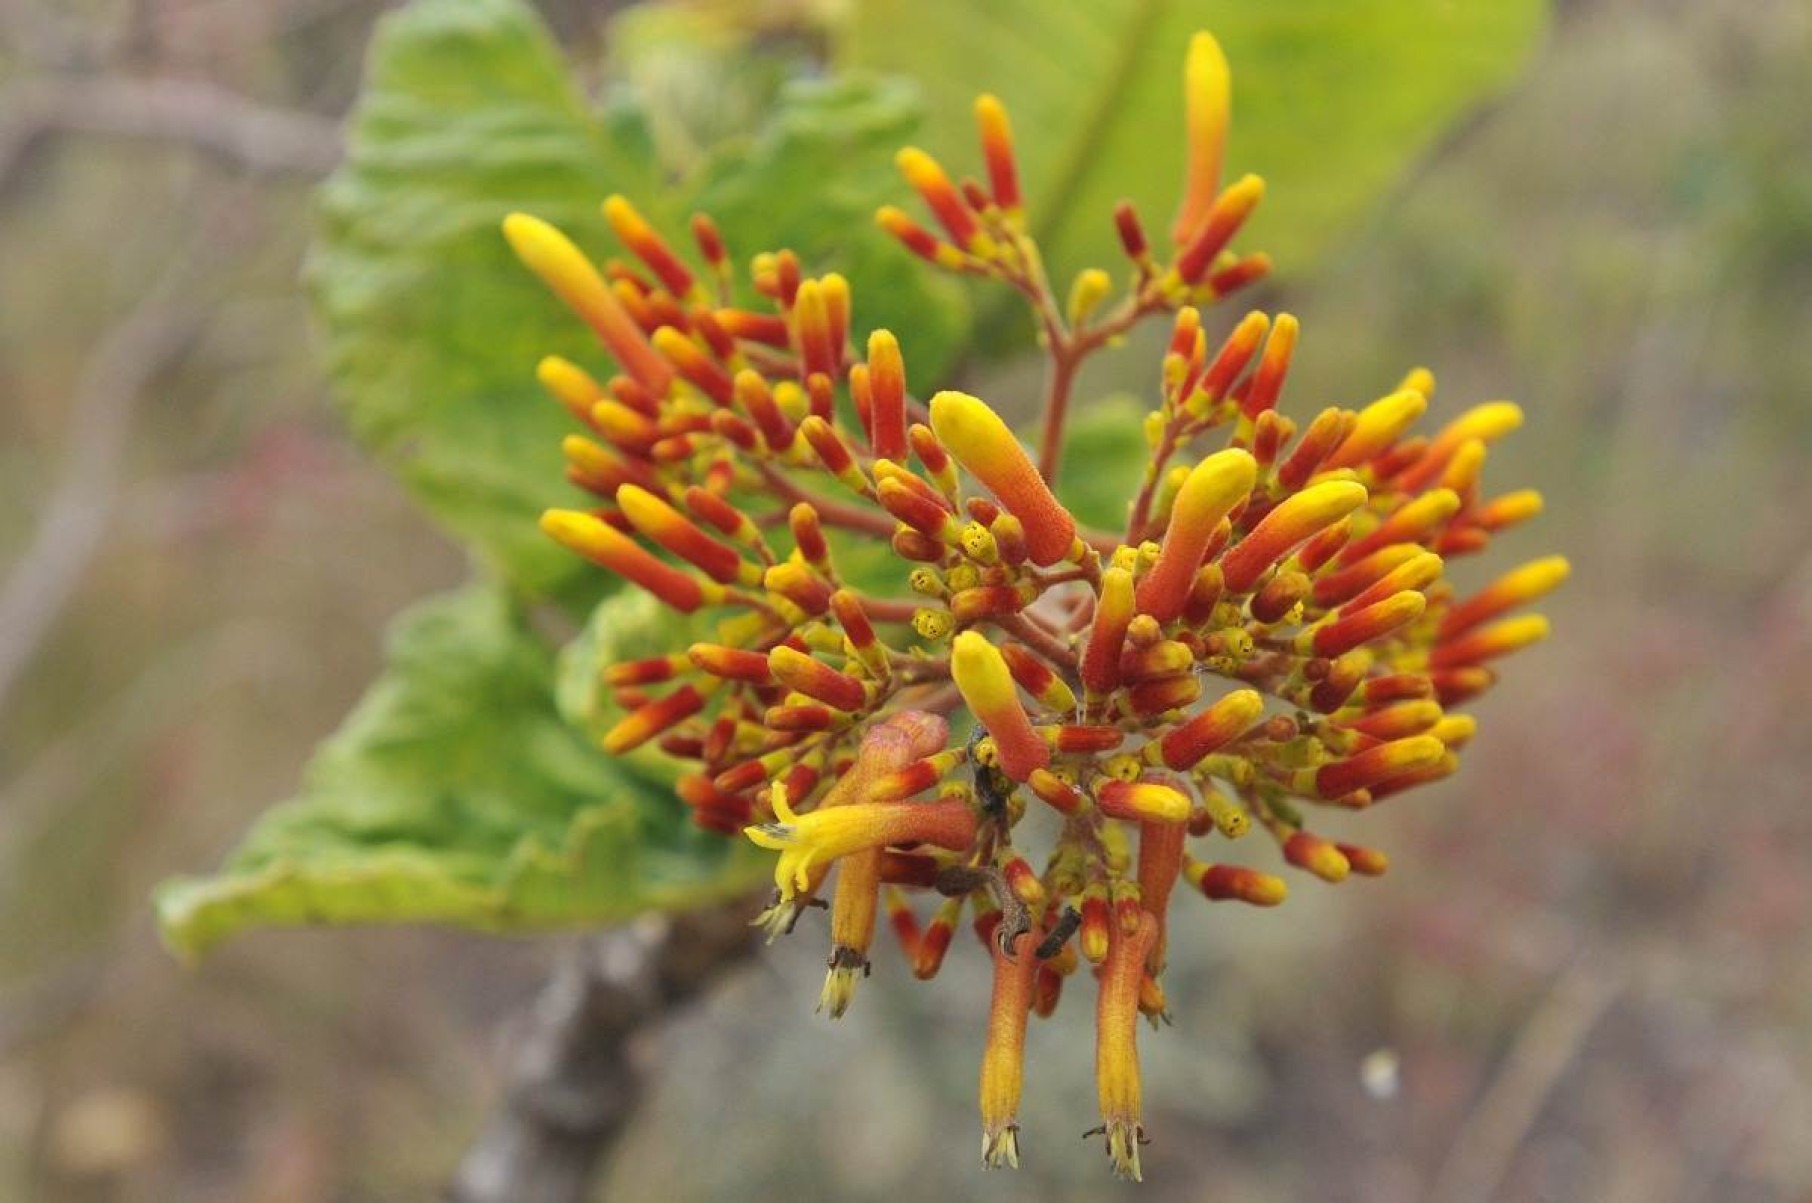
[503,213,673,394]
[540,509,718,612]
[930,391,1077,565]
[1135,449,1256,621]
[951,632,1049,781]
[1220,480,1369,593]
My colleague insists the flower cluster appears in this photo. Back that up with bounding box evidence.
[504,32,1562,1180]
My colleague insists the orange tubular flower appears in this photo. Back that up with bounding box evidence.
[866,329,910,460]
[1186,860,1289,907]
[930,391,1077,565]
[979,927,1040,1167]
[1172,32,1231,246]
[538,509,718,612]
[974,94,1024,218]
[1095,911,1159,1181]
[505,28,1559,1181]
[603,194,696,299]
[952,631,1049,781]
[502,213,673,395]
[895,147,988,253]
[1135,449,1256,621]
[1220,480,1369,593]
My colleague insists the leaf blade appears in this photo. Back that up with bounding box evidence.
[155,585,764,959]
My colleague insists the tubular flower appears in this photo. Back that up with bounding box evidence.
[505,30,1560,1179]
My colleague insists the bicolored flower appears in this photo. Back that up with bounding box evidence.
[502,29,1560,1179]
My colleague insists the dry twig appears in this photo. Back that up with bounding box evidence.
[448,903,761,1203]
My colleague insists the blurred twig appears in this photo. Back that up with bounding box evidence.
[0,74,341,183]
[1427,952,1627,1203]
[0,284,206,716]
[0,184,275,717]
[448,904,760,1203]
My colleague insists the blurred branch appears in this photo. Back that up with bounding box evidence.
[0,181,276,717]
[448,904,760,1203]
[0,281,207,715]
[1428,952,1626,1203]
[0,74,341,182]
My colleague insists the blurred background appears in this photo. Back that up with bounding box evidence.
[2,0,1810,1200]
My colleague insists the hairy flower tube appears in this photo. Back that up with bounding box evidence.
[506,30,1562,1182]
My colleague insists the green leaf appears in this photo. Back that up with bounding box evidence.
[308,0,972,595]
[841,0,1547,297]
[1054,396,1155,533]
[691,74,972,383]
[155,586,765,959]
[308,0,672,598]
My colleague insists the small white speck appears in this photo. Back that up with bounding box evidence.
[1361,1048,1400,1100]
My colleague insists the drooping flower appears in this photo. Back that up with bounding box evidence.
[504,29,1562,1179]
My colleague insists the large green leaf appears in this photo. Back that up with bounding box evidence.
[691,75,972,384]
[155,586,764,959]
[1054,396,1155,533]
[307,0,667,598]
[308,0,968,598]
[840,0,1547,302]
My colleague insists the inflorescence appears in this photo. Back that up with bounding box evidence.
[503,32,1564,1181]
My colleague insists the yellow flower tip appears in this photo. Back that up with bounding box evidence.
[1172,30,1232,246]
[1284,831,1351,883]
[1135,447,1256,620]
[501,213,672,393]
[895,146,984,250]
[951,631,1048,780]
[537,506,590,546]
[1187,861,1288,906]
[536,355,604,419]
[893,145,935,181]
[1227,171,1266,206]
[1156,687,1265,770]
[1478,488,1544,532]
[1308,589,1427,658]
[1325,388,1429,470]
[500,211,559,260]
[1246,872,1289,907]
[1440,554,1570,638]
[1339,843,1390,877]
[1096,780,1192,824]
[1221,479,1369,593]
[1430,612,1552,669]
[1067,267,1114,326]
[1455,399,1526,443]
[601,685,705,756]
[1431,714,1478,747]
[973,93,1022,215]
[929,390,1076,565]
[1399,366,1437,398]
[1314,735,1449,799]
[1175,173,1267,284]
